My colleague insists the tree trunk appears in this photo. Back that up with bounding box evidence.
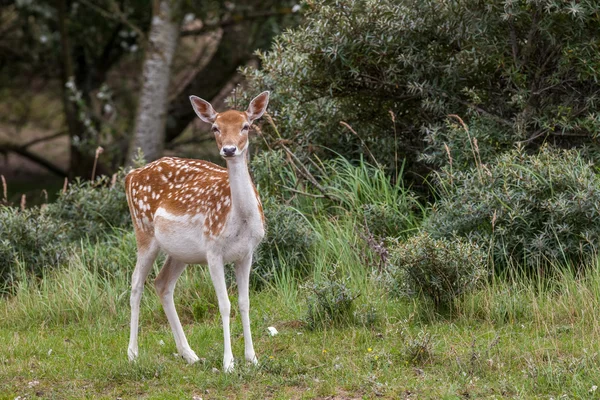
[127,0,181,165]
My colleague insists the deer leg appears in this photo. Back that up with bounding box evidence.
[128,240,159,361]
[154,256,199,364]
[235,253,257,365]
[207,254,234,372]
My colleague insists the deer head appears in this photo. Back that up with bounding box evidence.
[189,91,270,159]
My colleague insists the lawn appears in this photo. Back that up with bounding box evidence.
[2,256,600,399]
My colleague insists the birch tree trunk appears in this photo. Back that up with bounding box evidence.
[127,0,180,165]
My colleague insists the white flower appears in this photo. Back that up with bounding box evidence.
[590,385,598,393]
[267,326,278,336]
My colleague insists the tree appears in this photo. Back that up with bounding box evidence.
[126,0,181,164]
[1,1,298,177]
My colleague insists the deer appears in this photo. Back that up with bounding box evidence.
[124,91,269,372]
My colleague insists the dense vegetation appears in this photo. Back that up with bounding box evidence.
[2,0,600,398]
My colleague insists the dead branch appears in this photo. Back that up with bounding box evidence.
[0,143,67,177]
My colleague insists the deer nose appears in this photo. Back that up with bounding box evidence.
[222,146,237,157]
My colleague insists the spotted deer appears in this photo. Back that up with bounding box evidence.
[125,92,269,372]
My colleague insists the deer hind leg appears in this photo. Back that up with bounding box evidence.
[207,253,234,372]
[128,236,159,361]
[154,256,199,364]
[235,253,257,365]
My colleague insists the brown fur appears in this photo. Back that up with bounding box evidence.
[125,157,263,237]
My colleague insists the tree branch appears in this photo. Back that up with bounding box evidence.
[21,131,68,149]
[1,144,67,177]
[180,8,295,37]
[79,0,146,41]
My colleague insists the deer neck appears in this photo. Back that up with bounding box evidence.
[225,154,259,218]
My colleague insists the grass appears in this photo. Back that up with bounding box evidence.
[3,234,600,399]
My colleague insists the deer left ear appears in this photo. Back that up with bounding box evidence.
[246,91,270,123]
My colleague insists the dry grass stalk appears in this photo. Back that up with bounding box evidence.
[1,175,7,203]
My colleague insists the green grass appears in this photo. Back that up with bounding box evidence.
[3,234,600,399]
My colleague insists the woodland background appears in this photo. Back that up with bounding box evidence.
[2,1,600,398]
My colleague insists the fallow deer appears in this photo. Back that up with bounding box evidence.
[125,92,269,372]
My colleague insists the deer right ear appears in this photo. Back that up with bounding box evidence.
[190,96,217,124]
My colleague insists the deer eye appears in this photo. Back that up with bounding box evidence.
[212,126,220,134]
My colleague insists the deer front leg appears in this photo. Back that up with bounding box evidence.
[235,253,257,365]
[207,253,234,372]
[155,256,199,364]
[128,241,159,361]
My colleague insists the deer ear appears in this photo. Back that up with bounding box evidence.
[190,95,217,124]
[246,91,270,123]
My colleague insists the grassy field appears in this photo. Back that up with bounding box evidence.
[2,158,600,399]
[2,228,600,399]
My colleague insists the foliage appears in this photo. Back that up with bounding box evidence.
[421,116,516,169]
[244,0,600,172]
[252,197,316,288]
[250,149,298,202]
[305,266,358,330]
[387,232,486,310]
[427,145,600,272]
[321,157,424,238]
[0,172,131,289]
[402,330,435,366]
[249,150,316,288]
[44,174,130,241]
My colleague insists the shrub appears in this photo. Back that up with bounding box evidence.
[402,330,435,366]
[305,268,358,330]
[252,197,316,288]
[0,206,70,287]
[250,149,298,201]
[244,0,600,173]
[421,116,515,170]
[44,174,130,241]
[427,145,600,272]
[0,172,131,289]
[387,232,486,310]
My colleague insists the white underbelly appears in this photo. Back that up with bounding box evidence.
[153,208,208,264]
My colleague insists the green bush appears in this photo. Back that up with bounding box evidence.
[244,0,600,173]
[252,198,316,288]
[421,116,515,170]
[43,174,130,241]
[387,232,486,310]
[250,149,298,201]
[0,207,70,287]
[305,267,358,330]
[427,145,600,272]
[0,172,131,289]
[249,150,316,288]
